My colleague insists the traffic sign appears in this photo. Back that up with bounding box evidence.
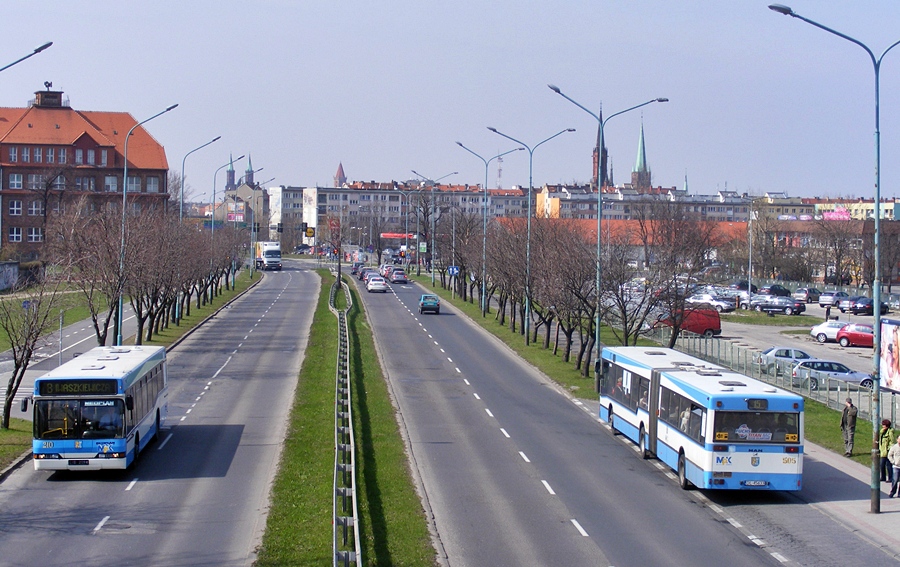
[448,266,460,276]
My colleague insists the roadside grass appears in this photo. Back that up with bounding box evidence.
[256,272,436,566]
[404,273,875,462]
[723,310,821,326]
[0,418,30,469]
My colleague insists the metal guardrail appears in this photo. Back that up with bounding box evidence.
[329,277,361,567]
[643,326,898,425]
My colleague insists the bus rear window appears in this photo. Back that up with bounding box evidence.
[713,412,800,443]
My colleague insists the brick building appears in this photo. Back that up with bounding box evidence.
[0,88,170,259]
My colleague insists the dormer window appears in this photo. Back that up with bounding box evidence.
[75,149,83,164]
[87,149,95,165]
[34,147,42,163]
[22,147,29,162]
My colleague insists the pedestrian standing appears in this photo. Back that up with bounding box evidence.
[825,304,831,321]
[880,419,896,483]
[841,398,858,456]
[889,437,900,497]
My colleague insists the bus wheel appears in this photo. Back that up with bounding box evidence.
[609,407,617,435]
[639,426,649,459]
[678,453,691,490]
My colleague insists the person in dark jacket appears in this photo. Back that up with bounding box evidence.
[841,398,858,456]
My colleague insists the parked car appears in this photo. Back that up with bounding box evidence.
[793,287,822,303]
[389,270,408,284]
[366,276,389,293]
[294,244,311,254]
[886,294,900,311]
[759,284,792,297]
[418,294,440,314]
[838,295,865,313]
[656,308,721,338]
[756,296,806,315]
[836,323,874,348]
[824,273,852,285]
[849,297,890,316]
[684,293,735,313]
[819,290,849,307]
[791,359,873,391]
[730,280,758,293]
[755,346,814,375]
[742,293,774,310]
[809,320,850,343]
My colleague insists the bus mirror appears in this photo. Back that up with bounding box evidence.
[125,396,134,411]
[20,396,30,412]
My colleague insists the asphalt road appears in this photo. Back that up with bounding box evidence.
[0,263,318,566]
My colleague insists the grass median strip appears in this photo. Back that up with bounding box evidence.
[256,272,435,566]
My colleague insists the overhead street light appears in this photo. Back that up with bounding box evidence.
[0,41,52,74]
[456,142,524,317]
[548,83,667,374]
[411,170,457,286]
[180,136,221,223]
[769,2,900,514]
[487,126,574,345]
[117,103,179,346]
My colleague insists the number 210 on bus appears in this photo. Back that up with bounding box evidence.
[598,347,803,491]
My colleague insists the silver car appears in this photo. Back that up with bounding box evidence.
[755,346,814,375]
[791,359,873,391]
[809,320,849,343]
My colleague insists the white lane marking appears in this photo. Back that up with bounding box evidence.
[771,552,789,563]
[519,451,530,463]
[485,409,494,418]
[464,379,470,385]
[727,518,742,528]
[542,480,556,495]
[500,428,510,438]
[93,516,110,533]
[570,519,589,537]
[440,348,445,353]
[455,368,461,373]
[473,393,481,400]
[125,479,138,491]
[447,357,453,363]
[157,433,173,450]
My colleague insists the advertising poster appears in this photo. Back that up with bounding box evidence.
[881,318,900,391]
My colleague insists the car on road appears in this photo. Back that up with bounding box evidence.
[350,262,364,275]
[810,320,850,343]
[755,346,814,375]
[389,270,408,284]
[366,276,389,293]
[684,293,735,313]
[793,287,822,303]
[836,323,874,348]
[755,296,806,315]
[849,297,889,316]
[759,284,792,297]
[791,359,873,391]
[819,290,849,307]
[838,295,865,313]
[418,294,440,314]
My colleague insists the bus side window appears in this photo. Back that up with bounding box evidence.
[599,360,611,395]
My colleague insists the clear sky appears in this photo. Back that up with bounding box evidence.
[2,1,900,202]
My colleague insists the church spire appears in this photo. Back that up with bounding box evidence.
[631,121,651,191]
[334,162,346,187]
[225,152,236,191]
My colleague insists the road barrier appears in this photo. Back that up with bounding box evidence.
[329,277,362,567]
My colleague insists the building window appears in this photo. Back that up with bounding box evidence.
[105,176,118,192]
[8,147,16,162]
[75,149,83,164]
[9,200,22,216]
[27,227,42,242]
[101,149,107,166]
[28,201,44,216]
[46,147,54,163]
[58,148,66,163]
[52,175,65,190]
[8,227,21,243]
[76,177,95,191]
[22,147,29,162]
[87,149,95,165]
[26,174,43,190]
[34,147,42,163]
[146,176,159,193]
[8,174,22,189]
[127,176,140,193]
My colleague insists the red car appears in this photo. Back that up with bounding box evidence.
[836,323,874,348]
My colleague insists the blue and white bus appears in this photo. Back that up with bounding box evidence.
[598,346,803,491]
[27,345,168,471]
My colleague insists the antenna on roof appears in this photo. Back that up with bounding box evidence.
[496,155,503,189]
[44,81,52,90]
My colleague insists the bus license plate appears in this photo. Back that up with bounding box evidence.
[745,480,767,486]
[68,460,89,466]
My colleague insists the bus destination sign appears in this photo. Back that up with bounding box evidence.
[39,379,118,397]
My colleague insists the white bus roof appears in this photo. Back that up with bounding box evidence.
[38,346,166,380]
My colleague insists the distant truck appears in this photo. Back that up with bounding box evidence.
[255,241,282,271]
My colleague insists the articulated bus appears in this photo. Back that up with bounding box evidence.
[25,346,168,471]
[599,346,803,491]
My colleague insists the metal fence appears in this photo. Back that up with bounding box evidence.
[330,278,361,567]
[643,326,899,425]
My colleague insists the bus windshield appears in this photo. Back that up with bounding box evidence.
[713,411,800,444]
[34,399,125,440]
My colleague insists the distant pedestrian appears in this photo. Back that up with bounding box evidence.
[889,437,900,497]
[880,419,896,483]
[825,304,831,321]
[841,398,858,456]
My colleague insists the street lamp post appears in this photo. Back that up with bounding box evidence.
[116,103,178,346]
[769,2,900,514]
[487,127,575,345]
[456,143,525,316]
[211,154,245,239]
[411,170,457,286]
[180,136,221,223]
[548,84,667,370]
[0,41,52,74]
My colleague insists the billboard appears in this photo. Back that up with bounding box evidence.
[881,318,900,390]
